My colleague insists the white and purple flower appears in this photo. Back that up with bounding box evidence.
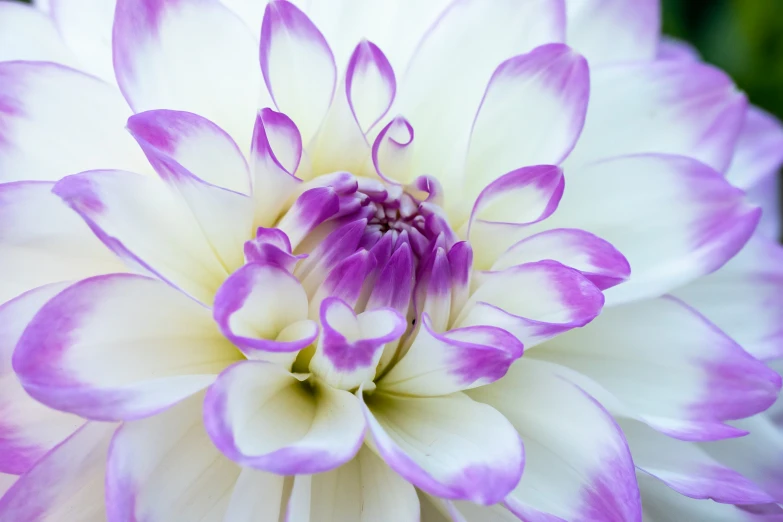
[1,0,782,521]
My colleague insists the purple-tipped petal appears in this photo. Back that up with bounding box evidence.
[346,40,396,133]
[359,389,524,506]
[275,187,341,248]
[725,106,783,190]
[113,0,261,149]
[379,314,523,397]
[13,274,238,421]
[244,227,305,273]
[204,361,366,474]
[657,37,701,62]
[465,44,589,193]
[372,116,415,184]
[366,242,415,316]
[414,246,452,332]
[492,228,631,291]
[213,263,318,362]
[252,107,303,176]
[260,0,336,143]
[469,358,642,522]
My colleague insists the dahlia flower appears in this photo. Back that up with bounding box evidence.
[1,0,782,520]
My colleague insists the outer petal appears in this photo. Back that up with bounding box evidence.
[456,260,605,348]
[0,181,127,303]
[13,274,240,421]
[725,106,783,190]
[0,422,114,522]
[468,358,641,522]
[565,0,659,65]
[534,297,782,441]
[54,170,231,304]
[106,393,257,522]
[746,172,781,240]
[491,228,630,291]
[567,61,747,172]
[0,284,83,475]
[657,37,700,62]
[0,2,78,65]
[0,62,149,182]
[525,154,760,306]
[204,361,365,474]
[465,44,588,193]
[223,468,287,522]
[50,0,116,82]
[297,447,420,522]
[378,314,523,397]
[674,236,783,361]
[113,0,262,151]
[396,0,566,188]
[260,1,336,144]
[359,390,524,506]
[621,419,775,505]
[346,40,396,134]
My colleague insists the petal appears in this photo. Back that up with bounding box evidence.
[113,0,261,151]
[379,314,523,397]
[746,172,781,240]
[244,227,305,272]
[54,170,231,304]
[224,468,287,522]
[127,109,251,194]
[50,0,116,81]
[565,0,659,65]
[0,422,114,522]
[0,284,83,474]
[106,392,255,522]
[674,236,783,361]
[465,44,588,194]
[359,390,524,505]
[346,40,396,133]
[468,358,642,522]
[0,2,78,65]
[13,274,239,421]
[657,37,701,62]
[526,154,760,306]
[309,298,406,391]
[621,419,774,504]
[534,296,782,441]
[0,62,149,182]
[130,118,255,274]
[395,0,565,187]
[725,106,783,190]
[260,0,337,144]
[491,228,630,291]
[466,165,564,232]
[204,361,366,474]
[301,447,420,522]
[456,260,604,348]
[567,61,746,172]
[0,181,127,303]
[371,116,416,184]
[213,263,318,361]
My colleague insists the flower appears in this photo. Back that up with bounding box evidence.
[0,0,782,521]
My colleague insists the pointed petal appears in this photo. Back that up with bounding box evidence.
[0,181,127,303]
[457,260,604,348]
[213,263,318,362]
[260,0,337,143]
[54,170,230,304]
[0,2,78,66]
[568,62,746,172]
[379,314,523,397]
[360,390,524,505]
[13,274,239,421]
[565,0,659,65]
[469,358,642,522]
[204,361,365,474]
[465,44,588,193]
[622,419,775,504]
[106,393,247,522]
[491,228,630,291]
[0,62,149,182]
[113,0,261,151]
[0,422,114,522]
[50,0,116,81]
[346,40,396,133]
[534,297,782,441]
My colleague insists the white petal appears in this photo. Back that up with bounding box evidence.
[468,358,641,522]
[346,40,396,134]
[14,274,239,421]
[50,0,116,82]
[114,0,261,152]
[725,106,783,190]
[0,2,78,66]
[0,62,149,182]
[565,0,660,65]
[223,468,287,522]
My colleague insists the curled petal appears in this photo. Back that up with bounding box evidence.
[372,116,415,184]
[244,227,306,272]
[204,361,365,474]
[346,40,396,133]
